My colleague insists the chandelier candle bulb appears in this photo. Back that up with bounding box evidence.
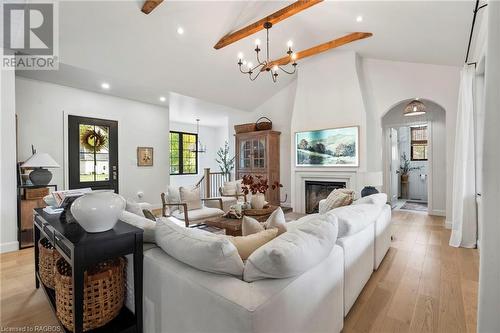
[287,40,293,48]
[255,39,261,46]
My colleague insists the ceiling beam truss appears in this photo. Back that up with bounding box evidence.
[214,0,323,50]
[141,0,164,14]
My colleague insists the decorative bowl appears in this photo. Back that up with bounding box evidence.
[70,190,126,233]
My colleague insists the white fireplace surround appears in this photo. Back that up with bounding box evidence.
[293,170,358,213]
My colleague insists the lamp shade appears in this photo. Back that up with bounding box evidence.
[403,99,426,117]
[21,153,60,168]
[360,172,383,187]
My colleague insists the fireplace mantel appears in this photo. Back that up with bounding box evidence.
[292,170,358,213]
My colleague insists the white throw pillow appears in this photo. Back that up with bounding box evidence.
[223,228,278,260]
[243,214,338,282]
[120,211,156,243]
[222,181,238,196]
[155,218,244,277]
[353,193,388,206]
[242,207,287,236]
[179,186,202,211]
[166,185,181,212]
[125,200,145,217]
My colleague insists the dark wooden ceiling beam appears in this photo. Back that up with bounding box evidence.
[261,32,373,71]
[141,0,164,14]
[214,0,323,50]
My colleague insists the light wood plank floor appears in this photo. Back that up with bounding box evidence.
[0,210,478,332]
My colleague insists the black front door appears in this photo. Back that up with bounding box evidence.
[68,115,119,192]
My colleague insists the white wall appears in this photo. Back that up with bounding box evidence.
[360,58,459,221]
[169,121,226,188]
[1,69,19,253]
[251,80,297,206]
[478,2,500,331]
[15,77,170,208]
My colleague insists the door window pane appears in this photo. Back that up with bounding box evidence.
[79,124,109,182]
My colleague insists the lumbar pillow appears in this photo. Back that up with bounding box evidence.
[223,228,278,260]
[244,214,338,282]
[242,207,287,236]
[120,211,156,243]
[155,218,244,277]
[354,193,387,207]
[125,200,145,217]
[179,186,202,211]
[319,189,354,214]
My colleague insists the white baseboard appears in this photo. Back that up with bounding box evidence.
[445,220,452,229]
[0,241,19,253]
[429,209,446,217]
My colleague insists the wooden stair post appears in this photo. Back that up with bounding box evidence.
[204,168,211,198]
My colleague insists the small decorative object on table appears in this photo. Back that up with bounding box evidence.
[240,175,282,210]
[359,171,383,197]
[71,190,126,232]
[137,147,153,166]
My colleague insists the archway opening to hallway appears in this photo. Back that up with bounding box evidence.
[381,99,446,216]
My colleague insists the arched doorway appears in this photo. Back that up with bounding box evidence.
[381,99,446,216]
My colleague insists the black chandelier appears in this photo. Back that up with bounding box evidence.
[237,22,297,83]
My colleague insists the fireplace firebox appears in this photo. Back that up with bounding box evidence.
[305,180,346,214]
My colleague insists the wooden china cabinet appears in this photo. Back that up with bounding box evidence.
[235,130,281,205]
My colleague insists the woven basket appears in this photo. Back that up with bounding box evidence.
[55,257,125,332]
[38,238,61,289]
[234,123,257,134]
[255,117,272,131]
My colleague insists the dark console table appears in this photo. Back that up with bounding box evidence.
[33,208,143,333]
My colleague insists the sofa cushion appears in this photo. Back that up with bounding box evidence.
[242,207,287,236]
[171,206,224,222]
[179,186,202,211]
[224,228,278,260]
[243,214,338,282]
[120,210,156,243]
[353,193,388,207]
[155,218,244,277]
[329,203,383,238]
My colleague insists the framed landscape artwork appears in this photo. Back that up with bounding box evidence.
[137,147,153,166]
[296,126,359,167]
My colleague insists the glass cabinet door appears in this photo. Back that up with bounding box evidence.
[239,140,252,169]
[252,137,266,169]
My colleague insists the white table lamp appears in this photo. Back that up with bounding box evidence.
[21,152,60,186]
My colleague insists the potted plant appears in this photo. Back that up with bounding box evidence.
[240,175,282,209]
[215,141,235,181]
[398,152,421,182]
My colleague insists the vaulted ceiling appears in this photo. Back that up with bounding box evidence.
[18,1,474,111]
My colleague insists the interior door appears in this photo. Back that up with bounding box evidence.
[68,115,119,192]
[390,128,400,207]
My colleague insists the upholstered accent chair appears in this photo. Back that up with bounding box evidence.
[161,186,224,227]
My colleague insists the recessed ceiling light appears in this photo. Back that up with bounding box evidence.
[159,96,166,102]
[101,82,110,90]
[356,15,363,22]
[177,26,184,35]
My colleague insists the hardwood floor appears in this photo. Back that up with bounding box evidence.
[344,210,479,333]
[0,210,478,332]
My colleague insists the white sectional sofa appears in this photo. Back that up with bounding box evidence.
[121,193,391,332]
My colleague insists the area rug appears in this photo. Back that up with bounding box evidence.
[400,201,428,212]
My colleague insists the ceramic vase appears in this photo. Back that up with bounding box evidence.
[250,193,266,209]
[71,190,126,233]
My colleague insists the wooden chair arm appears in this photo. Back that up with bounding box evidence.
[201,198,223,210]
[160,192,189,227]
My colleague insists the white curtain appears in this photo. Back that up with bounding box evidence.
[450,65,477,248]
